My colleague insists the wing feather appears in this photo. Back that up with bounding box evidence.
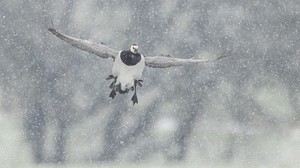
[48,27,118,60]
[145,51,232,68]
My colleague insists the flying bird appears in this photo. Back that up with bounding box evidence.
[48,27,231,105]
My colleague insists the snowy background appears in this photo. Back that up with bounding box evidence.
[1,0,300,167]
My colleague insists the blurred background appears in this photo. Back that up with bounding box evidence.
[1,0,300,167]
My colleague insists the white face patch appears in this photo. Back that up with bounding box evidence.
[130,44,139,53]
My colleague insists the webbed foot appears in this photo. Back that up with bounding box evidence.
[136,80,143,87]
[109,89,116,99]
[106,75,114,80]
[131,93,138,105]
[109,80,116,89]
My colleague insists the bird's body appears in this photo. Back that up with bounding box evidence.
[107,44,145,104]
[113,50,145,91]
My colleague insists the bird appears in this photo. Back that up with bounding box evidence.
[48,27,231,105]
[108,43,145,105]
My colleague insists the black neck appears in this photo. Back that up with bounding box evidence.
[120,50,141,66]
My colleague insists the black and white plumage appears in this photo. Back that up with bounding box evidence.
[109,44,145,104]
[113,45,145,90]
[48,27,231,104]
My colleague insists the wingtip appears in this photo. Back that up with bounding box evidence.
[217,50,233,60]
[46,20,58,35]
[48,26,55,32]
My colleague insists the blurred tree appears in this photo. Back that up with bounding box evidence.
[1,0,300,165]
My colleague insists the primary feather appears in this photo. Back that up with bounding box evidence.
[48,27,118,60]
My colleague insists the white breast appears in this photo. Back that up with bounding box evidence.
[112,51,145,90]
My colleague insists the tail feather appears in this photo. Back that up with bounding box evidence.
[116,84,129,94]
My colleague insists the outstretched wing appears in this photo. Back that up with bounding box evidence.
[48,27,119,60]
[145,51,232,68]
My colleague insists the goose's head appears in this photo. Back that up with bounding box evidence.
[130,44,138,54]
